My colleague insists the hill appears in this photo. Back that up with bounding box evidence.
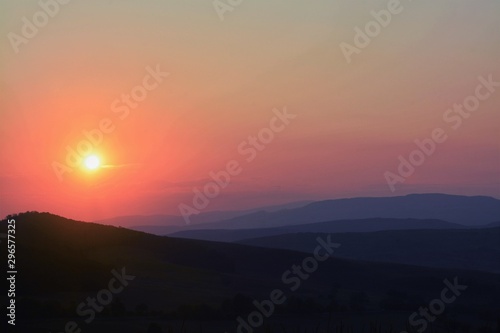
[2,212,499,333]
[238,227,500,274]
[170,218,462,242]
[94,194,500,236]
[193,194,500,230]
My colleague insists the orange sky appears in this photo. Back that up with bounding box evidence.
[1,0,499,221]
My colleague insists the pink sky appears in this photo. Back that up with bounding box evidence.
[1,0,499,221]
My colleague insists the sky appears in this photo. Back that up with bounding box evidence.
[0,0,499,221]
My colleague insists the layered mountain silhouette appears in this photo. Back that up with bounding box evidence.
[2,211,500,333]
[238,227,500,274]
[169,218,463,242]
[193,194,500,230]
[112,194,500,236]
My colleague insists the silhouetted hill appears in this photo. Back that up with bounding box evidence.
[2,212,499,333]
[238,227,500,273]
[170,218,462,241]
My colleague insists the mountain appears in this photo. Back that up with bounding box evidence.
[95,194,500,236]
[188,194,500,230]
[95,200,313,228]
[169,218,463,242]
[238,227,500,274]
[3,212,500,333]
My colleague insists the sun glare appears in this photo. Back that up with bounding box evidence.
[84,155,101,170]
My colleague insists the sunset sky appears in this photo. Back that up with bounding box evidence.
[1,0,499,221]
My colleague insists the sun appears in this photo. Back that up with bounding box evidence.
[83,155,101,170]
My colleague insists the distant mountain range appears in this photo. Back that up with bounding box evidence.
[96,200,313,229]
[112,193,500,235]
[194,194,500,230]
[238,227,500,274]
[169,218,464,242]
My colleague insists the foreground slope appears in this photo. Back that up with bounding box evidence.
[2,212,499,333]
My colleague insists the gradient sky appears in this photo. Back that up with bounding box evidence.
[1,0,499,221]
